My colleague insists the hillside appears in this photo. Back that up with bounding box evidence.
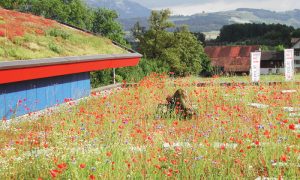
[0,8,127,62]
[85,0,151,18]
[119,8,300,33]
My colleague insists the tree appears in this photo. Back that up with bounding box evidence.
[217,23,294,46]
[135,10,212,76]
[0,0,31,9]
[138,9,175,58]
[291,28,300,38]
[192,32,206,45]
[161,26,208,76]
[1,0,94,30]
[92,8,126,45]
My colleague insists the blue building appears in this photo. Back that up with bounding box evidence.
[0,53,141,120]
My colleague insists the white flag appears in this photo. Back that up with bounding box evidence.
[284,49,294,81]
[251,52,261,83]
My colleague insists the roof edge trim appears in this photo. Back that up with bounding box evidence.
[0,53,142,70]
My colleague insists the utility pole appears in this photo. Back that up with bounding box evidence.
[113,68,116,84]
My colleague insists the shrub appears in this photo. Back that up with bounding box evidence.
[48,43,61,53]
[47,28,71,40]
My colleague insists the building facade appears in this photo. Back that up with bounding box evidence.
[0,54,141,120]
[205,45,260,74]
[205,46,286,75]
[291,39,300,72]
[260,51,284,75]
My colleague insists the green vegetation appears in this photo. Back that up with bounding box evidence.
[0,0,127,45]
[216,23,298,47]
[1,75,299,179]
[92,10,213,87]
[133,10,212,77]
[0,27,127,61]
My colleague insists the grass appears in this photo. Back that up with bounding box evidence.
[0,9,127,62]
[187,74,300,84]
[0,74,299,179]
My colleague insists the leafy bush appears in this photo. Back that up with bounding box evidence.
[48,43,61,53]
[47,28,71,40]
[91,58,170,88]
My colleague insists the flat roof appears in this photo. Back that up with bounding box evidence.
[0,53,142,70]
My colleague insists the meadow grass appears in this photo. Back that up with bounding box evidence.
[0,74,299,179]
[189,74,300,83]
[0,28,127,62]
[0,9,127,62]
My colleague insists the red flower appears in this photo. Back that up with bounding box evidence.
[280,154,287,162]
[57,163,67,170]
[0,30,5,37]
[89,174,96,180]
[79,163,86,169]
[106,152,112,157]
[50,169,59,178]
[289,124,295,130]
[173,121,178,126]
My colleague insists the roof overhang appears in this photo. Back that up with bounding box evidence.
[0,53,142,85]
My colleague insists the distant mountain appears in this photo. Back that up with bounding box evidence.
[119,8,300,33]
[85,0,151,19]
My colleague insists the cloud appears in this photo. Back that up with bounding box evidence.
[130,0,300,15]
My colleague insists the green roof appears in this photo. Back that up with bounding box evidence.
[0,8,127,62]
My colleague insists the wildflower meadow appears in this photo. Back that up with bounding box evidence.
[0,74,299,179]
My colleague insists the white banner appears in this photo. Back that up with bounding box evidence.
[251,52,261,83]
[284,49,294,81]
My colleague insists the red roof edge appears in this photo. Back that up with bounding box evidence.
[0,54,141,84]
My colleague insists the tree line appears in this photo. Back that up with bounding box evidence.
[215,23,300,47]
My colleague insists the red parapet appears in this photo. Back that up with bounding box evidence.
[0,57,140,84]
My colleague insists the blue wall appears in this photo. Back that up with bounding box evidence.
[0,72,90,120]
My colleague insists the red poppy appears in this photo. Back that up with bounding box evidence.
[89,175,96,180]
[50,169,59,178]
[106,152,112,157]
[79,163,86,169]
[289,124,295,130]
[280,154,287,162]
[0,30,5,37]
[57,163,67,169]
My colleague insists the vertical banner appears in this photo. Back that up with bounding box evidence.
[251,52,261,83]
[284,49,294,81]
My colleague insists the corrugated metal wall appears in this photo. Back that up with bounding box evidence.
[0,72,90,120]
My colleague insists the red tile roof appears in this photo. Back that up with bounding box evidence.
[205,45,259,72]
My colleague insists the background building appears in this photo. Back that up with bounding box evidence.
[291,38,300,72]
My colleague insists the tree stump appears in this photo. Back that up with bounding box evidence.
[159,89,196,119]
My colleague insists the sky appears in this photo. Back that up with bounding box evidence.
[130,0,300,15]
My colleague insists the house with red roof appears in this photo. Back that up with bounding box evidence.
[205,45,287,75]
[204,45,259,74]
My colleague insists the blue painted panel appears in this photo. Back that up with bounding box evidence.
[5,82,27,118]
[1,73,91,119]
[84,73,91,97]
[70,74,79,99]
[62,75,72,101]
[0,86,5,120]
[36,79,48,111]
[54,77,65,104]
[74,73,90,99]
[45,78,56,107]
[25,83,37,114]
